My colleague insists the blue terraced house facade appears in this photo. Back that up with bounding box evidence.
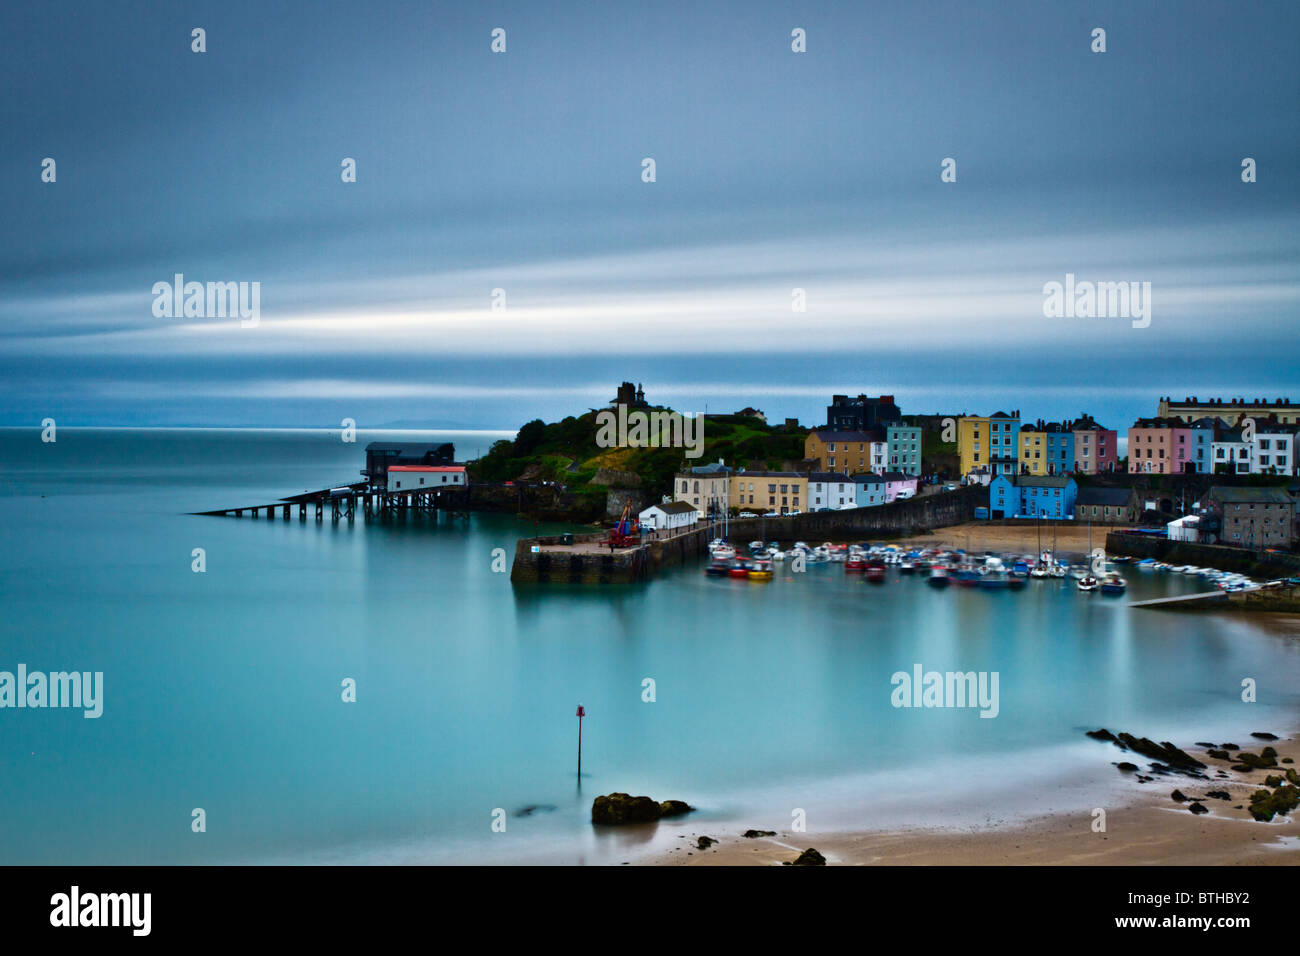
[989,474,1077,519]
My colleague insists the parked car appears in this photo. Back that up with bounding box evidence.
[943,484,958,491]
[738,511,758,518]
[896,490,915,500]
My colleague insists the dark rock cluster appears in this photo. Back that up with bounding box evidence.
[590,793,695,825]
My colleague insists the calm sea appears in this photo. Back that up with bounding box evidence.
[1,427,1297,864]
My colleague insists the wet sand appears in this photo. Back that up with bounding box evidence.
[648,734,1300,866]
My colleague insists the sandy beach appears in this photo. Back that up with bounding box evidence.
[893,521,1108,557]
[649,733,1300,866]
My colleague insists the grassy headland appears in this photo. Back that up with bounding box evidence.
[468,409,809,503]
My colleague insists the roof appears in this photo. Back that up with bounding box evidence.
[388,465,465,472]
[810,472,851,482]
[1076,486,1136,506]
[1015,475,1075,488]
[880,471,917,482]
[684,462,731,475]
[644,501,698,515]
[851,472,886,484]
[809,430,876,443]
[365,441,454,453]
[1207,486,1294,505]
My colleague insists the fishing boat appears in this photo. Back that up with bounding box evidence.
[845,556,868,572]
[747,559,774,581]
[898,560,916,575]
[710,544,736,560]
[1100,573,1127,595]
[864,560,886,583]
[955,567,981,587]
[704,560,730,576]
[927,566,951,588]
[728,560,752,579]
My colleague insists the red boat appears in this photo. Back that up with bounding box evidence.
[728,561,752,579]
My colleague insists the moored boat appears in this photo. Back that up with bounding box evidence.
[1100,573,1126,595]
[927,566,951,588]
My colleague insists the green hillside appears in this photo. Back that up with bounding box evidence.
[469,409,808,500]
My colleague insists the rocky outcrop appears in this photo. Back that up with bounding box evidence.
[742,829,777,838]
[786,848,827,866]
[1085,729,1206,775]
[590,793,695,825]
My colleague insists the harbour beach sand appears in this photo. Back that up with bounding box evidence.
[648,733,1300,866]
[894,522,1109,557]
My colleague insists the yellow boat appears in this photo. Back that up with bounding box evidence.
[747,560,774,581]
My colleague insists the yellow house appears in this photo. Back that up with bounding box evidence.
[958,411,1020,477]
[1018,428,1047,476]
[729,471,809,515]
[957,416,989,476]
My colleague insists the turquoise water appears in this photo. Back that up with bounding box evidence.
[1,428,1298,864]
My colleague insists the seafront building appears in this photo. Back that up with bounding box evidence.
[853,472,887,507]
[1017,421,1073,476]
[1158,395,1300,426]
[825,394,901,431]
[1074,486,1140,524]
[1203,486,1298,548]
[804,429,884,474]
[728,471,808,515]
[808,472,855,510]
[988,474,1077,519]
[886,424,922,476]
[878,472,916,502]
[958,411,1020,477]
[638,500,698,532]
[364,441,456,491]
[674,461,732,519]
[1069,416,1118,474]
[385,464,466,492]
[1127,418,1194,474]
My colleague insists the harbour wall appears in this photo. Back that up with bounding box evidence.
[1105,532,1300,581]
[510,486,983,584]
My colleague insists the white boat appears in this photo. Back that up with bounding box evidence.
[1077,575,1099,592]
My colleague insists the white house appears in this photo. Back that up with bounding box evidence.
[1253,427,1295,475]
[1167,514,1201,542]
[809,472,854,510]
[387,465,466,491]
[1212,437,1250,474]
[639,500,698,531]
[870,441,888,473]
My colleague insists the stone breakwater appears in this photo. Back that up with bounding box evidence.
[509,486,984,584]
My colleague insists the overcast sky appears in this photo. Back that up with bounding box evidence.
[2,0,1296,430]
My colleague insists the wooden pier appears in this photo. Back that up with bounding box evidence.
[193,482,471,522]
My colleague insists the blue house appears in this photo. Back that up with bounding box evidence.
[989,475,1077,519]
[853,472,887,507]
